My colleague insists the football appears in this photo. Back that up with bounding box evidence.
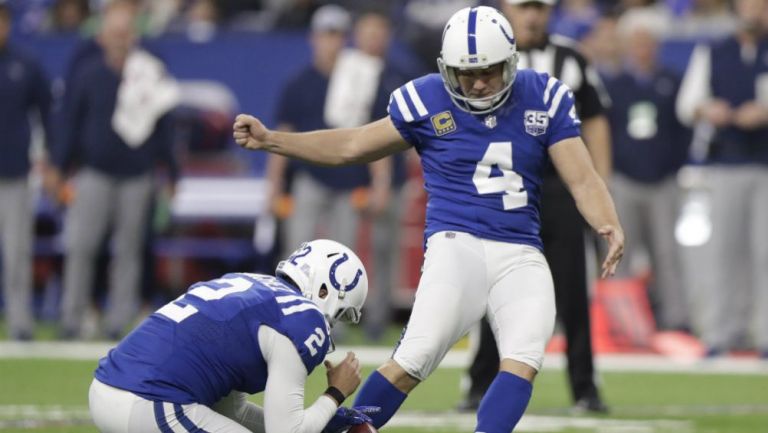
[347,422,378,433]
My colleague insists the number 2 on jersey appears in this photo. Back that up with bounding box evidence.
[156,276,253,323]
[303,327,326,356]
[472,141,527,210]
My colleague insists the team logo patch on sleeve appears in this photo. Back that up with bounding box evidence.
[524,110,549,136]
[431,111,457,136]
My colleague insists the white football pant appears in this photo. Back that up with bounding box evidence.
[393,231,556,380]
[89,379,254,433]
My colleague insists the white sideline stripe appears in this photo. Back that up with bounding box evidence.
[1,342,766,374]
[0,405,91,429]
[389,412,692,433]
[0,406,693,433]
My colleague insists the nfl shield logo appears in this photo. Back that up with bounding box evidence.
[524,110,548,136]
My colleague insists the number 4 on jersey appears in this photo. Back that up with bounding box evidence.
[473,141,528,210]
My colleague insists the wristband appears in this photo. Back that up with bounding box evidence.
[324,386,346,405]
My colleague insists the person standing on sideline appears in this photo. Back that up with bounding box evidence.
[326,8,411,342]
[234,7,624,432]
[50,0,179,340]
[602,15,691,332]
[457,0,614,414]
[265,4,391,263]
[89,239,380,433]
[676,0,768,358]
[0,1,52,341]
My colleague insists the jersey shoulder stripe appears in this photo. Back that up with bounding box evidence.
[274,293,322,317]
[547,81,573,118]
[521,69,575,120]
[280,302,321,316]
[543,76,558,104]
[388,74,445,124]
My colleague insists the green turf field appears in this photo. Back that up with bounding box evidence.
[1,358,766,433]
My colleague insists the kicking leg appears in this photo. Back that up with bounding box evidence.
[354,232,488,428]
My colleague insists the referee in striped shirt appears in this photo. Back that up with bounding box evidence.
[458,0,612,413]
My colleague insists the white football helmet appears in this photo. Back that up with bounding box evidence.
[276,239,368,327]
[437,6,519,114]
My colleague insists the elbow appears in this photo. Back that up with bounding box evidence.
[336,140,365,165]
[337,149,359,165]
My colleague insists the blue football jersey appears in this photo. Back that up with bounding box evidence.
[94,273,331,406]
[388,70,581,250]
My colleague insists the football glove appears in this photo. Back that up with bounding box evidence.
[322,406,381,433]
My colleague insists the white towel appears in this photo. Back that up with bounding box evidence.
[112,49,180,148]
[324,48,383,128]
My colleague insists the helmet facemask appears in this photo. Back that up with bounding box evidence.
[438,53,519,114]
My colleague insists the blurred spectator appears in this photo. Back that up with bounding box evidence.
[549,0,602,40]
[602,16,691,331]
[217,0,263,26]
[676,0,768,358]
[613,0,672,36]
[141,0,184,36]
[264,0,318,30]
[666,0,738,39]
[581,13,623,77]
[3,0,52,35]
[265,4,377,264]
[50,0,179,340]
[0,1,52,340]
[397,0,480,72]
[46,0,90,33]
[166,0,220,41]
[330,9,411,341]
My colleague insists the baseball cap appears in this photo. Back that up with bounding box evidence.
[310,4,351,33]
[504,0,556,5]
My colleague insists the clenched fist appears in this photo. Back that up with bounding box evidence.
[233,114,269,150]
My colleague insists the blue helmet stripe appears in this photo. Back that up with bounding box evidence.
[499,24,515,45]
[467,8,478,57]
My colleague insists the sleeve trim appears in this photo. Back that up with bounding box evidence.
[405,81,428,117]
[392,88,414,122]
[548,84,571,118]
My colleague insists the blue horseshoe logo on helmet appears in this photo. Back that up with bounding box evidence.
[329,253,363,292]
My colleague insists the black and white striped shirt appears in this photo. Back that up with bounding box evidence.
[517,34,611,120]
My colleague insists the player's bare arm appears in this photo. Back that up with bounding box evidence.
[580,115,612,181]
[548,136,624,278]
[233,115,410,165]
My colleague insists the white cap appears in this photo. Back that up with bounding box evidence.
[504,0,556,5]
[310,4,351,33]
